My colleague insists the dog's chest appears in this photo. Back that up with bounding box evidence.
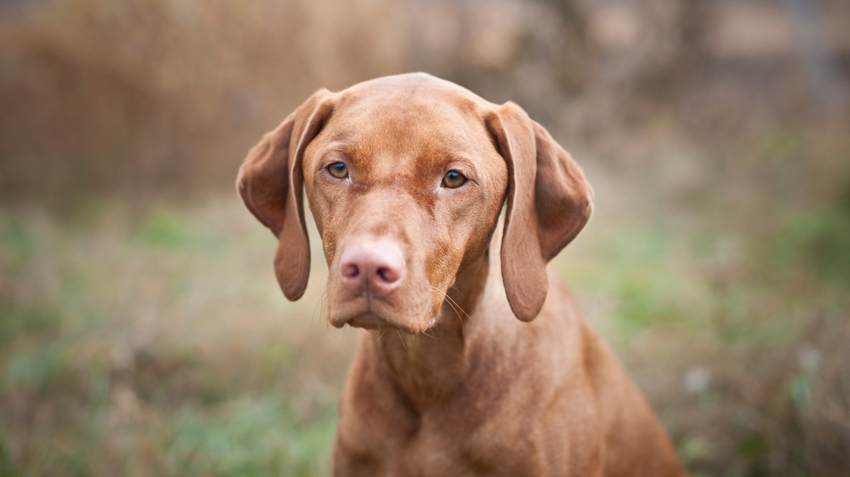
[335,404,557,476]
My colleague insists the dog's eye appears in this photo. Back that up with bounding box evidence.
[328,162,348,179]
[442,170,467,188]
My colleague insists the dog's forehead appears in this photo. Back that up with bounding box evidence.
[339,73,485,115]
[318,76,497,166]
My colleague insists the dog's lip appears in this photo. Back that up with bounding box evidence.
[338,312,418,334]
[328,288,436,334]
[331,307,439,335]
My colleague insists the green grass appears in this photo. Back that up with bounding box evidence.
[0,199,351,476]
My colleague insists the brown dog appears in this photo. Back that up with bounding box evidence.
[237,73,683,476]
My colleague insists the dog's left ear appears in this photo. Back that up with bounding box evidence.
[236,89,336,301]
[486,102,593,322]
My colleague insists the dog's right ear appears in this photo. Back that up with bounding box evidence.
[236,89,335,301]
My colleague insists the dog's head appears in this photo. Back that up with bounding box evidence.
[237,73,592,333]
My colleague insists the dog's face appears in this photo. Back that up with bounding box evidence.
[301,85,508,333]
[237,73,593,333]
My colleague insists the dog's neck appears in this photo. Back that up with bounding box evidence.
[373,252,491,412]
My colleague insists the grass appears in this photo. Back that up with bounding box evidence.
[0,197,352,476]
[1,186,848,476]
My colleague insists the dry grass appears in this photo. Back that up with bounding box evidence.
[0,196,357,476]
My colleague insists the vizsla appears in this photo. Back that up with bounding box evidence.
[237,73,683,476]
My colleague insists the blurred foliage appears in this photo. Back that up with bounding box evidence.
[1,0,850,475]
[0,202,350,476]
[136,209,223,250]
[2,0,847,201]
[771,200,850,285]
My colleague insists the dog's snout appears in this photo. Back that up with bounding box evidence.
[339,241,405,298]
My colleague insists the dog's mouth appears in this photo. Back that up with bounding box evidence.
[328,293,440,335]
[330,310,439,335]
[340,312,411,334]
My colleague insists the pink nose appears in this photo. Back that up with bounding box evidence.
[339,241,405,298]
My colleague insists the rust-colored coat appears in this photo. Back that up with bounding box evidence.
[238,73,684,476]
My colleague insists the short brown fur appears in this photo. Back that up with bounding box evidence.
[238,73,683,476]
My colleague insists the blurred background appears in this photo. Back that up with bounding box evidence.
[1,0,849,475]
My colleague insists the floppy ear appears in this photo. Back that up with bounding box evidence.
[486,102,593,322]
[236,89,335,300]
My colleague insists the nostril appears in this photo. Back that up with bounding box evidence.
[342,263,360,279]
[338,240,405,297]
[376,266,400,284]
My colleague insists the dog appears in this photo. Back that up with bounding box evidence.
[237,73,683,476]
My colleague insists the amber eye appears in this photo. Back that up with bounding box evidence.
[442,170,467,188]
[328,162,348,179]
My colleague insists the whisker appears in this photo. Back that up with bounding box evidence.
[444,294,468,333]
[439,286,470,322]
[430,285,468,335]
[432,285,460,313]
[372,329,387,345]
